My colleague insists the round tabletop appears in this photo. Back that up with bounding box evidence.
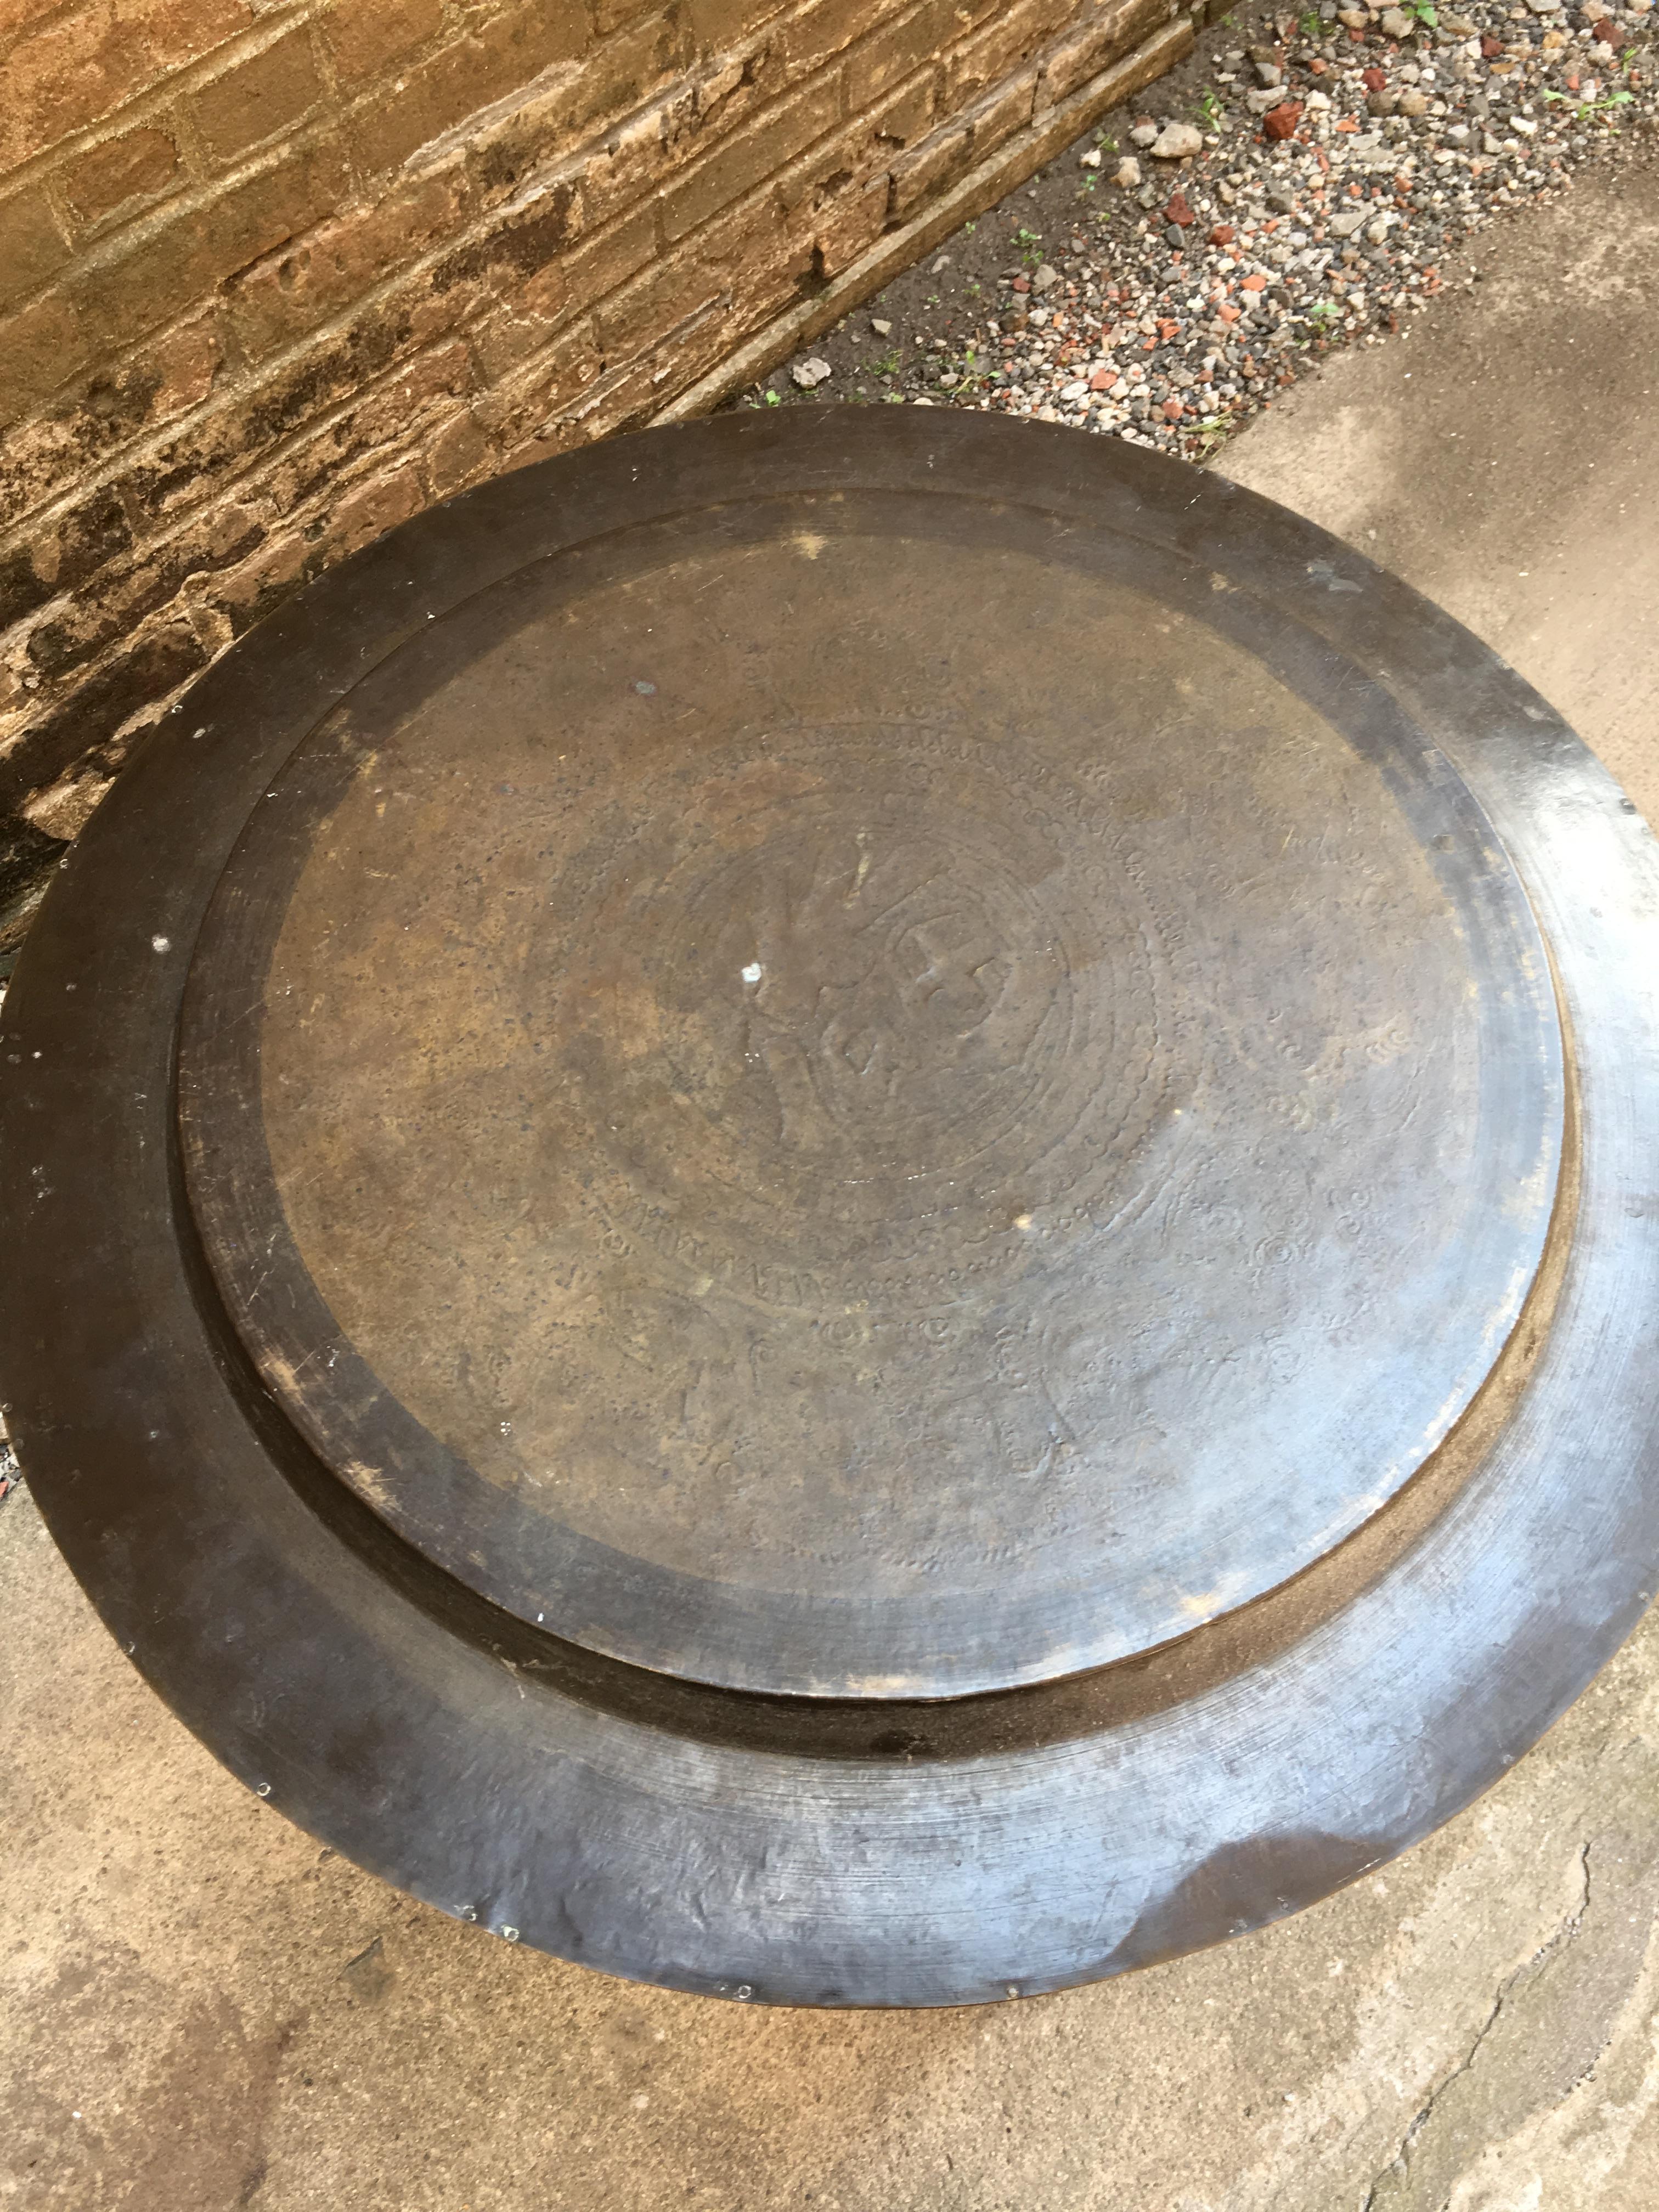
[4,409,1655,2006]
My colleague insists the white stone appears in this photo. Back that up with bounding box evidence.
[792,357,832,388]
[1151,121,1204,158]
[1113,155,1143,185]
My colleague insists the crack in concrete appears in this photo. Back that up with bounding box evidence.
[1357,1840,1594,2212]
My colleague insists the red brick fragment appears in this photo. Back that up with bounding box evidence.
[1262,101,1302,139]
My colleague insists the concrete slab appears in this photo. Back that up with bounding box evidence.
[5,150,1659,2212]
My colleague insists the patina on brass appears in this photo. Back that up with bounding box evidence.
[3,411,1655,2006]
[178,497,1559,1700]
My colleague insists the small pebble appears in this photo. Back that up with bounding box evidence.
[760,0,1652,467]
[1151,121,1205,157]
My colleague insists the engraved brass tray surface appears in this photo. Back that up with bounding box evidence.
[3,410,1656,2007]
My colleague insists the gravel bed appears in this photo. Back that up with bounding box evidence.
[757,0,1654,455]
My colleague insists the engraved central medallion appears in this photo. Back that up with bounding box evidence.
[177,494,1563,1697]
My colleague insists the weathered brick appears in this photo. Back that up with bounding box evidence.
[324,0,447,86]
[944,0,1078,103]
[422,405,496,499]
[0,307,227,526]
[471,319,605,447]
[685,0,790,44]
[0,618,207,814]
[811,171,888,272]
[845,0,954,108]
[0,488,132,633]
[22,499,265,681]
[556,200,660,310]
[595,232,732,359]
[119,307,414,528]
[865,67,940,155]
[774,67,935,221]
[783,0,901,81]
[0,815,69,950]
[660,72,841,242]
[332,465,426,556]
[61,126,184,231]
[887,110,969,216]
[349,3,591,178]
[443,15,700,214]
[224,171,471,362]
[428,179,580,304]
[595,0,663,29]
[0,189,71,313]
[1,0,256,171]
[470,260,571,381]
[199,521,320,636]
[563,9,698,136]
[141,308,229,421]
[1036,0,1170,106]
[0,294,99,429]
[69,137,350,362]
[258,338,476,519]
[622,157,862,368]
[560,299,744,440]
[190,26,326,166]
[18,769,112,842]
[960,61,1039,154]
[565,47,787,233]
[888,63,1033,214]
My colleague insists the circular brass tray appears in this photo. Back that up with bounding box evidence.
[3,410,1656,2007]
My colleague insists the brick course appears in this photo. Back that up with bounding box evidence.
[1,0,1206,943]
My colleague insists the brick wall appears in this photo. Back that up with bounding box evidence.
[0,0,1201,947]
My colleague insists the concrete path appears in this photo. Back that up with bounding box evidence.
[4,150,1658,2212]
